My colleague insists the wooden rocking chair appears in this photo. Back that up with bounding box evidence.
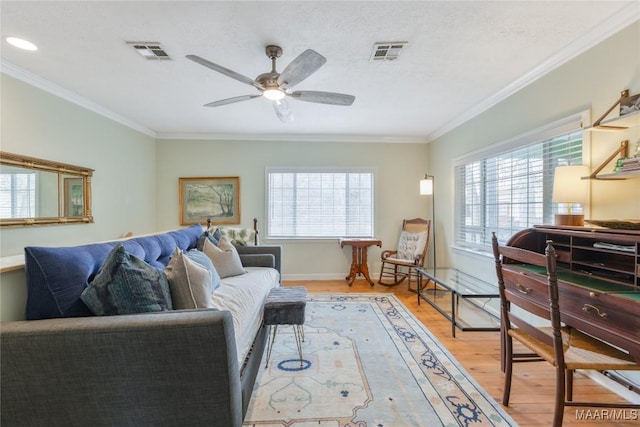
[378,218,431,290]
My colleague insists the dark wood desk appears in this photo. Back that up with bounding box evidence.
[339,238,381,286]
[503,226,640,376]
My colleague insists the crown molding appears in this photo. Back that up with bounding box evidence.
[426,3,640,143]
[156,132,428,144]
[1,60,156,138]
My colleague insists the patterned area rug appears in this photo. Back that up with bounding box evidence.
[243,293,515,427]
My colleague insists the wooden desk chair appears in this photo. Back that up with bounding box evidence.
[378,218,430,290]
[491,233,640,427]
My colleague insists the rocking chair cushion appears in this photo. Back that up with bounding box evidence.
[396,230,428,261]
[381,256,416,266]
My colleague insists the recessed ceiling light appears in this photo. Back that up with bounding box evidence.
[6,37,38,51]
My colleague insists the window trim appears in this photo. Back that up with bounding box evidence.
[265,166,376,240]
[454,111,589,167]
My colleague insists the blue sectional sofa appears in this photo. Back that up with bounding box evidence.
[0,224,282,427]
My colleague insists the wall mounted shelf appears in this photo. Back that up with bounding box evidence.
[581,89,640,179]
[592,169,640,179]
[583,89,640,132]
[580,140,638,180]
[584,109,640,132]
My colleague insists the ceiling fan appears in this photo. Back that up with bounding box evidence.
[186,45,355,122]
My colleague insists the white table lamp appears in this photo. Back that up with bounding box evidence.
[552,165,589,226]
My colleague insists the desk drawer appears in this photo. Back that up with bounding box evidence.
[559,284,640,356]
[502,269,549,308]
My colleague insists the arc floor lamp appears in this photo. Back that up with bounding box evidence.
[419,174,436,275]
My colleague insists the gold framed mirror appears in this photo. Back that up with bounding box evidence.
[0,151,93,227]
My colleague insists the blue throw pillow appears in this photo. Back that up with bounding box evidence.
[211,227,223,241]
[80,244,172,315]
[196,231,219,251]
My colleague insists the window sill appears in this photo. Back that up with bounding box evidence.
[264,237,342,245]
[451,245,493,260]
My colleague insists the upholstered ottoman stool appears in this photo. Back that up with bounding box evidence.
[263,286,307,367]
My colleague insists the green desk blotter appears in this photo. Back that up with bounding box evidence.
[513,264,639,295]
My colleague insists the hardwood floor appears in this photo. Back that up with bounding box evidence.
[284,279,638,427]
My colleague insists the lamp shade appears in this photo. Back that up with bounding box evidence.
[552,165,589,204]
[552,165,589,226]
[420,177,433,195]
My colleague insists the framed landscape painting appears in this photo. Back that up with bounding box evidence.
[179,177,240,225]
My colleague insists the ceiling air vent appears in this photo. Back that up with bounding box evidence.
[370,42,408,62]
[127,42,171,60]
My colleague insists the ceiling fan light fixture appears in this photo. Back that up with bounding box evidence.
[263,88,285,101]
[186,45,355,121]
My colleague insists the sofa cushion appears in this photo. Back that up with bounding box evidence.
[80,244,173,315]
[166,248,216,309]
[211,267,280,366]
[202,236,246,278]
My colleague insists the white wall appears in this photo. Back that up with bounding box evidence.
[0,74,158,320]
[155,139,429,279]
[0,74,159,255]
[428,20,640,281]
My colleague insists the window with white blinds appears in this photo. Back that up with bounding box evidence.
[0,171,36,219]
[267,168,374,239]
[455,114,585,250]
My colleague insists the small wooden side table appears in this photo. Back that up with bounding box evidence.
[339,238,382,286]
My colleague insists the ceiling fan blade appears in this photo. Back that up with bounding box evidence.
[186,55,257,87]
[204,94,261,107]
[277,49,326,88]
[273,99,294,123]
[289,90,355,106]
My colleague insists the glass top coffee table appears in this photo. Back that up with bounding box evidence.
[416,267,500,337]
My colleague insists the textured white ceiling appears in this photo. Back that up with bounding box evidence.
[1,1,639,142]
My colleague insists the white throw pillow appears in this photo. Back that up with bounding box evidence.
[396,230,428,261]
[202,236,246,278]
[165,247,215,309]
